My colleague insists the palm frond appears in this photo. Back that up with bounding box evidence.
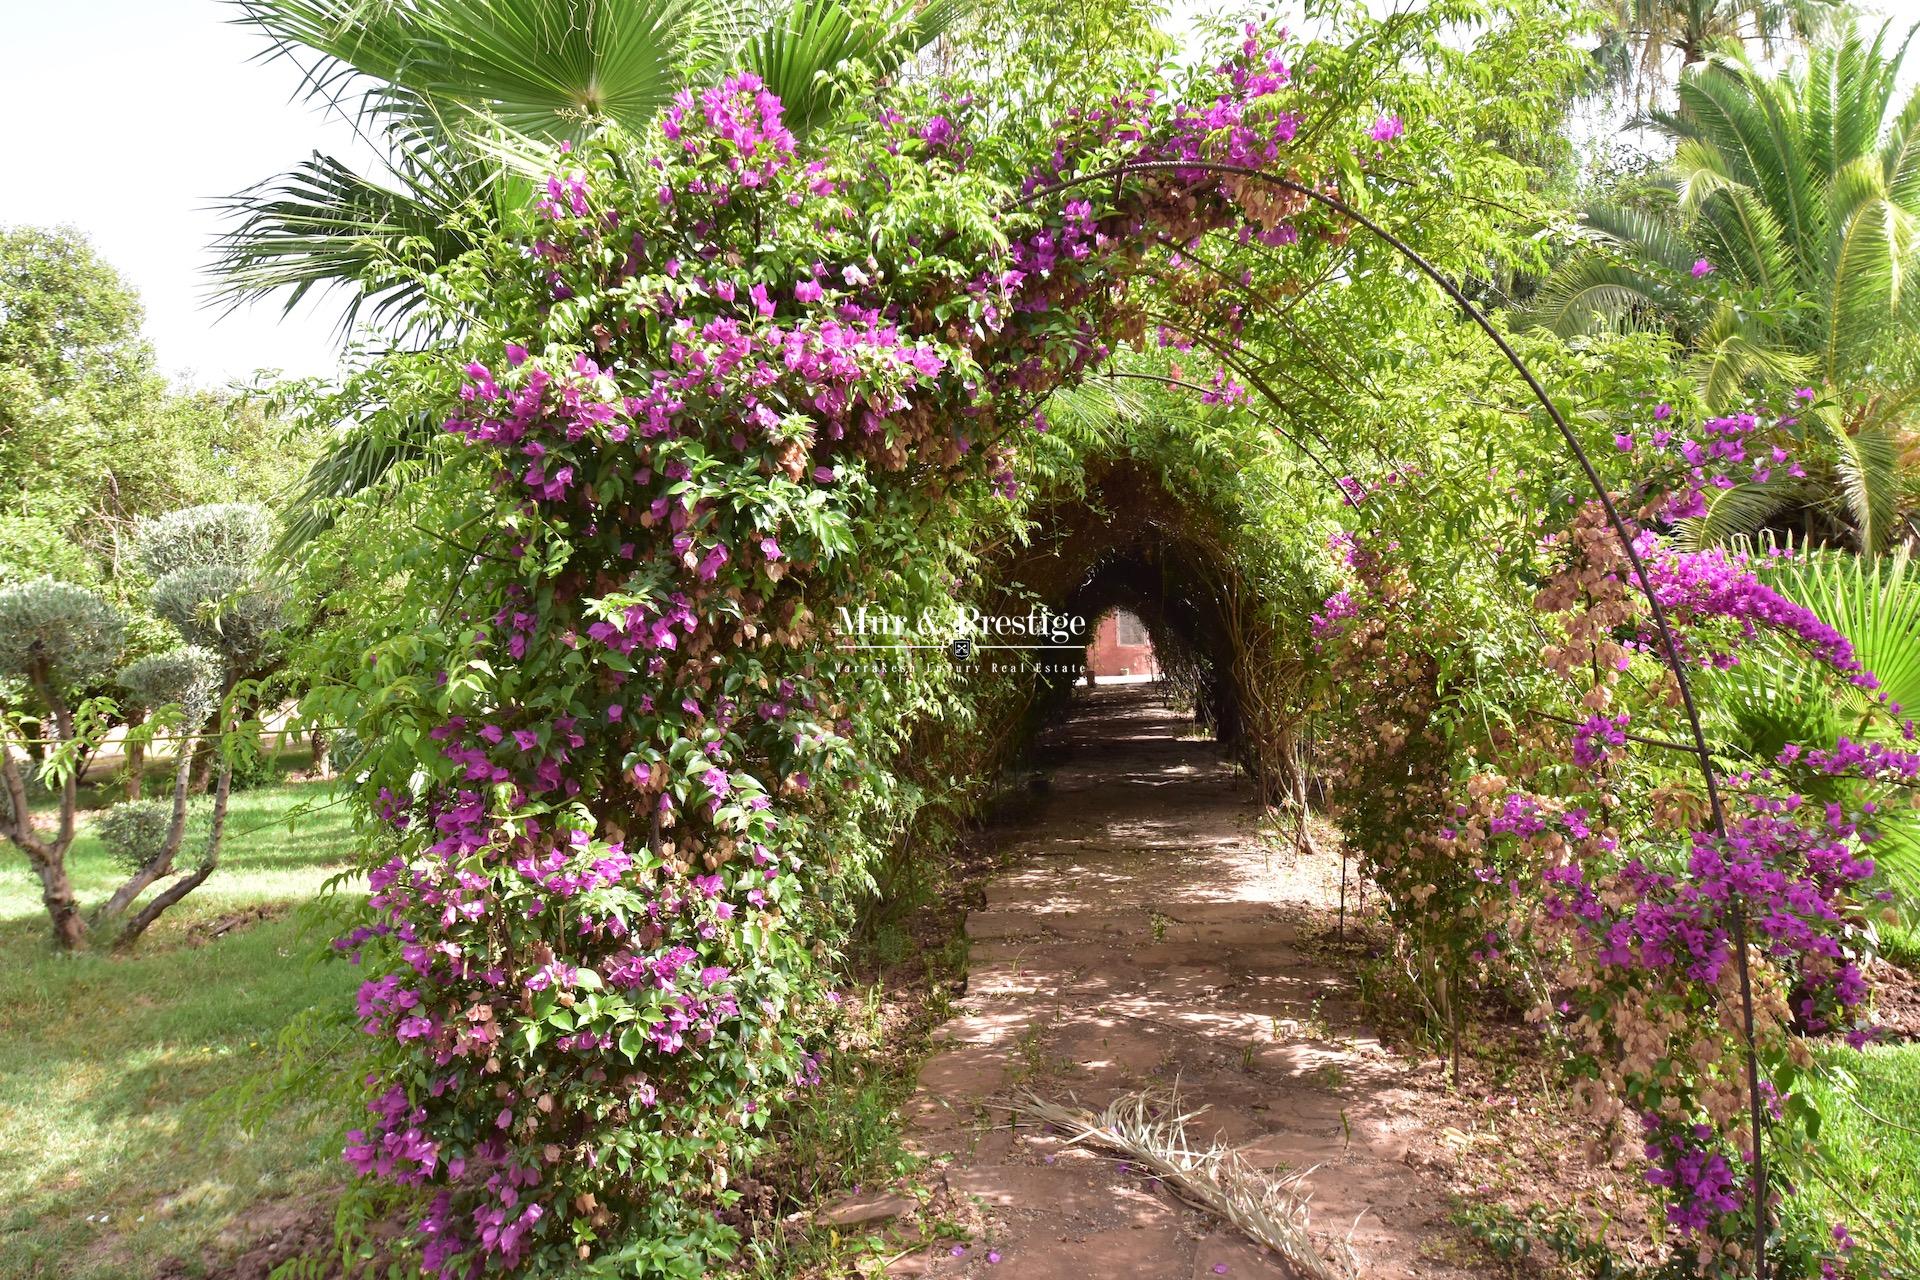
[1806,408,1903,552]
[1760,538,1920,908]
[1005,1090,1354,1280]
[207,143,496,333]
[1768,541,1920,715]
[1880,71,1920,211]
[231,0,738,142]
[1581,201,1697,272]
[1673,50,1825,286]
[276,407,448,553]
[1823,162,1915,379]
[1042,375,1151,446]
[1704,635,1846,765]
[1691,183,1795,300]
[1676,480,1798,550]
[1688,302,1813,405]
[1525,252,1667,336]
[745,0,973,138]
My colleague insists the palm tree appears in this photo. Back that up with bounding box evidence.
[214,0,971,542]
[1599,0,1837,93]
[1533,19,1920,552]
[217,0,967,328]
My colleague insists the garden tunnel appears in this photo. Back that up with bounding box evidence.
[289,31,1915,1280]
[975,456,1316,811]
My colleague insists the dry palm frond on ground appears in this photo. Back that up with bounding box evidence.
[1007,1089,1357,1280]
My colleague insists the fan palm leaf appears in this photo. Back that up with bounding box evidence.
[746,0,970,138]
[1767,541,1920,720]
[1711,540,1920,908]
[230,0,739,142]
[208,137,507,329]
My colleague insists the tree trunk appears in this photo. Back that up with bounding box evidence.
[5,669,86,950]
[94,726,200,930]
[34,857,86,949]
[189,673,241,793]
[187,732,218,794]
[124,711,146,801]
[311,728,333,779]
[114,760,231,950]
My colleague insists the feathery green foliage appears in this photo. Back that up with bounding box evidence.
[1535,19,1920,549]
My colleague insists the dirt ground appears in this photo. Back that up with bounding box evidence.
[861,683,1638,1279]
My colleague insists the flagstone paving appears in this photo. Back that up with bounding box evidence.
[883,684,1484,1278]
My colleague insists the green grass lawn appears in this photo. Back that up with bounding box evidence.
[0,778,365,1280]
[1790,1041,1920,1274]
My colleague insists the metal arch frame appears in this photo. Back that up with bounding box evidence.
[1018,158,1771,1276]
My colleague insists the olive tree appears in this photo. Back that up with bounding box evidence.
[0,580,233,949]
[133,503,286,788]
[0,579,125,947]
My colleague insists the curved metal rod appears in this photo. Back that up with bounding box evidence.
[1018,157,1769,1274]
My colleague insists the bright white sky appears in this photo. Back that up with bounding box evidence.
[0,0,370,386]
[3,0,1918,389]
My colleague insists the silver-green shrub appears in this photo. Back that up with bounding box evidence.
[133,504,286,669]
[95,798,178,875]
[131,503,273,579]
[147,565,284,665]
[117,646,223,722]
[0,578,125,684]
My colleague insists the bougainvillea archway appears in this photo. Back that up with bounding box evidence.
[310,20,1912,1280]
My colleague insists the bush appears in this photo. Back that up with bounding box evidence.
[95,799,184,875]
[132,503,273,579]
[117,645,223,721]
[148,567,284,666]
[327,726,369,776]
[225,738,279,792]
[0,578,124,683]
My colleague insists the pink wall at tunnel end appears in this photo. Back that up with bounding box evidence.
[1086,609,1160,677]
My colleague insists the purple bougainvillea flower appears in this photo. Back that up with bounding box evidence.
[1691,258,1715,278]
[1214,1266,1230,1276]
[987,1250,1001,1264]
[1368,113,1404,143]
[920,115,955,148]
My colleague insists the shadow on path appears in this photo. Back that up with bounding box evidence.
[888,684,1481,1279]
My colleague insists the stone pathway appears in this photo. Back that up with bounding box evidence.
[885,685,1481,1278]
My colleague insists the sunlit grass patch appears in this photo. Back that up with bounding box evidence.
[1787,1042,1920,1273]
[0,779,364,1279]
